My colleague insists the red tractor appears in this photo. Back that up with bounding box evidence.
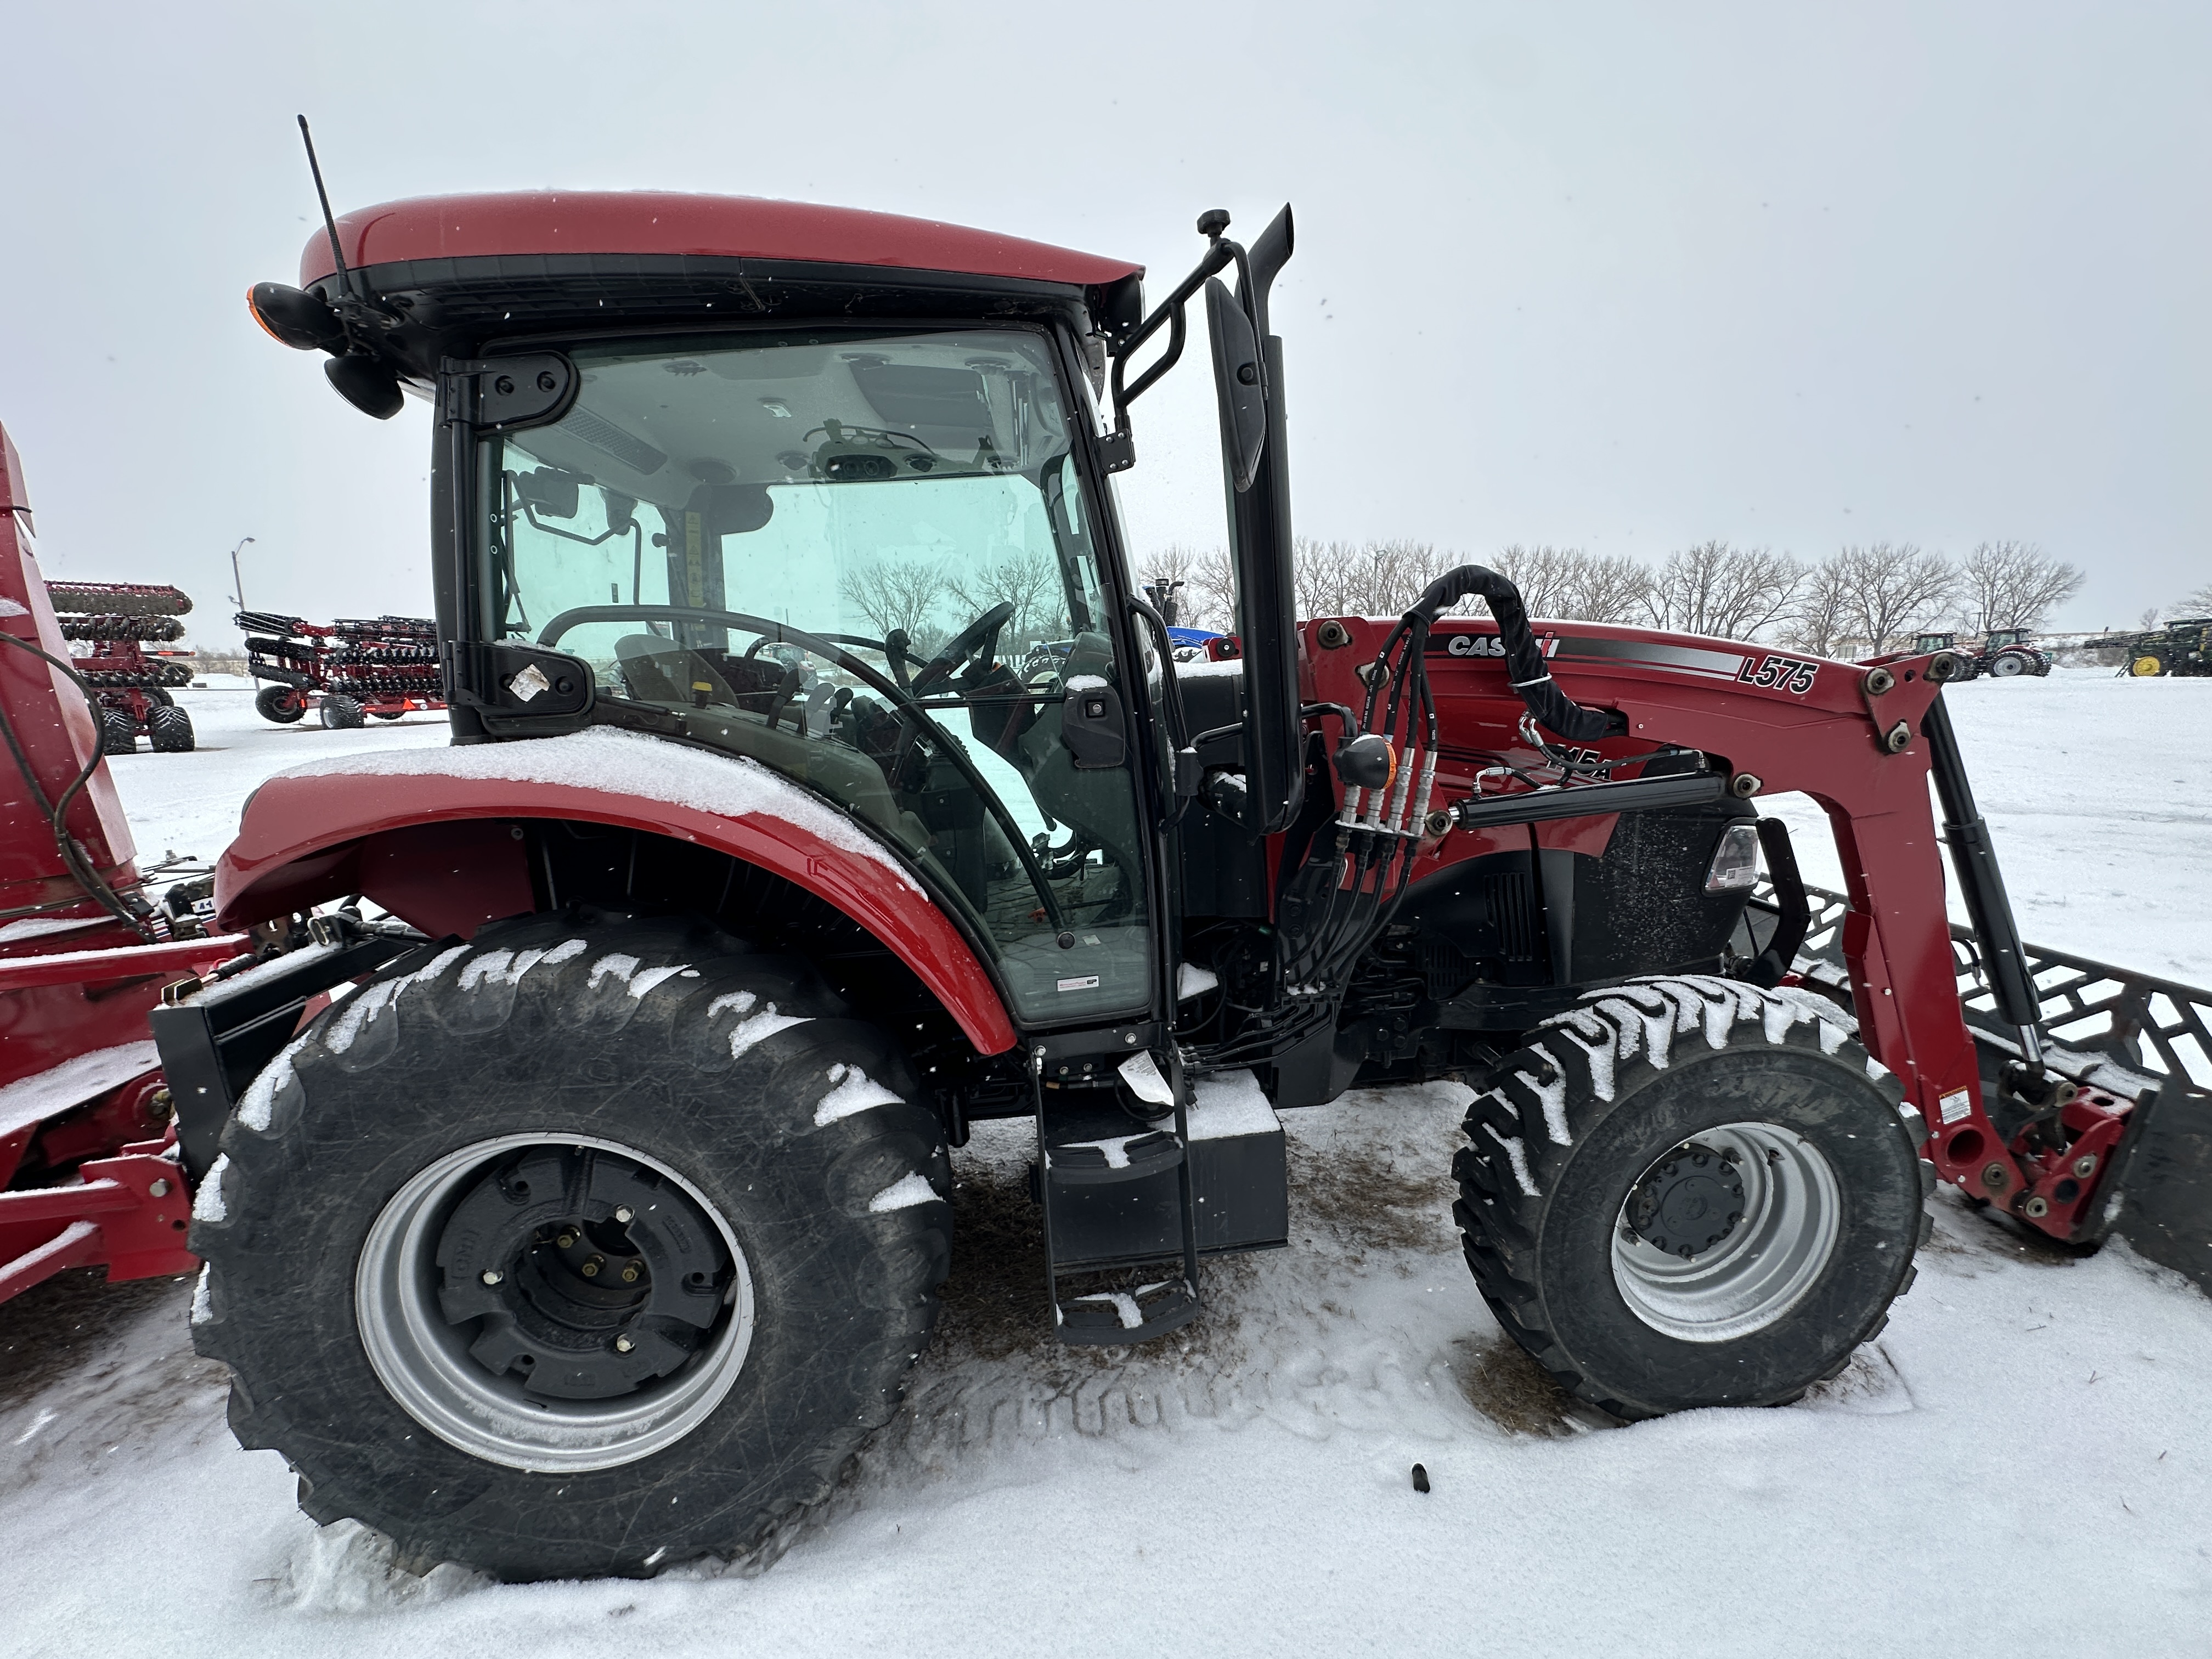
[10,184,2199,1583]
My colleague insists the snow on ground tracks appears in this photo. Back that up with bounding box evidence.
[0,668,2207,1657]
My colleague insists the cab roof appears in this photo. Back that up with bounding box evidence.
[301,192,1144,292]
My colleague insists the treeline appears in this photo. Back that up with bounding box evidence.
[1149,539,2091,655]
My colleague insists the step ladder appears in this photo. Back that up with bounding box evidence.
[1031,1045,1202,1345]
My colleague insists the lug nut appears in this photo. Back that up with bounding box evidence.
[1980,1160,2011,1192]
[621,1261,642,1283]
[582,1255,604,1278]
[481,1269,504,1286]
[2073,1155,2098,1179]
[613,1335,634,1353]
[2022,1195,2051,1220]
[614,1205,634,1224]
[148,1178,171,1198]
[556,1230,578,1250]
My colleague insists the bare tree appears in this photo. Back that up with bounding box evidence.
[1488,545,1652,623]
[2174,582,2212,620]
[839,557,951,656]
[1640,542,1804,640]
[1780,555,1853,658]
[945,546,1060,646]
[1959,541,2084,632]
[1137,543,1206,628]
[1292,538,1452,619]
[1832,543,1956,654]
[1187,546,1240,633]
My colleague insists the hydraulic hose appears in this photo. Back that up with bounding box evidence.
[1412,565,1622,743]
[0,630,151,937]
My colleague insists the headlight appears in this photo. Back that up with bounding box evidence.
[1705,822,1760,893]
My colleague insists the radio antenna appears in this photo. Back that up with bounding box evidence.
[296,115,359,303]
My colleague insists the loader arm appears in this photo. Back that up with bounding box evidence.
[1305,617,2031,1207]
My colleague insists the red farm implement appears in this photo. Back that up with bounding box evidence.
[239,609,442,727]
[1,423,247,1302]
[44,581,199,753]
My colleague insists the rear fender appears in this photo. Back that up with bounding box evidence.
[216,763,1018,1055]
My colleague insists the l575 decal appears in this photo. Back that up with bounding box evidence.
[1736,653,1819,695]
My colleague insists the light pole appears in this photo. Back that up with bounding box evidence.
[228,537,256,620]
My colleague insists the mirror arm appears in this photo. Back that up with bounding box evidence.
[1104,233,1241,469]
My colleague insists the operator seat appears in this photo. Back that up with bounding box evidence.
[1011,632,1146,912]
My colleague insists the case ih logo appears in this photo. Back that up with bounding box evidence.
[1438,631,1560,658]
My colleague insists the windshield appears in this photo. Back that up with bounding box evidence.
[479,328,1152,1025]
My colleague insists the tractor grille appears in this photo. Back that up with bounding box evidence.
[1412,870,1543,998]
[1486,872,1541,962]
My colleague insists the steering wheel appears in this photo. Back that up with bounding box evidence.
[912,602,1015,696]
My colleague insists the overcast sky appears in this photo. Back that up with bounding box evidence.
[3,2,2204,644]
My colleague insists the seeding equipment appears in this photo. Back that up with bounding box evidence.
[4,177,2208,1583]
[2096,617,2212,678]
[44,581,198,751]
[240,610,443,727]
[1,423,243,1303]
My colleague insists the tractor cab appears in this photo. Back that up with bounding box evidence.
[1914,630,1958,653]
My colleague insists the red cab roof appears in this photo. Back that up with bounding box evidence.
[301,192,1143,290]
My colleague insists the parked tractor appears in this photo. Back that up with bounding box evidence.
[1910,628,2051,680]
[7,184,2208,1585]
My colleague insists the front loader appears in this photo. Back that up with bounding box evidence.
[111,177,2211,1579]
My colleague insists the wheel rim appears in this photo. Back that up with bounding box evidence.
[2132,656,2162,676]
[1989,653,2023,676]
[1610,1121,1842,1344]
[357,1133,755,1472]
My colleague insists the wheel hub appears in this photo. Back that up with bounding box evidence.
[1626,1142,1745,1259]
[1610,1121,1843,1344]
[357,1132,755,1472]
[434,1147,729,1401]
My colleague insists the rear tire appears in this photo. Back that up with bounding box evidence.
[148,705,195,752]
[99,708,137,754]
[319,692,364,729]
[189,909,951,1580]
[1453,976,1931,1420]
[1987,651,2027,678]
[255,686,306,723]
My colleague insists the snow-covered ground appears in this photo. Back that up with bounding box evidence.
[3,668,2209,1658]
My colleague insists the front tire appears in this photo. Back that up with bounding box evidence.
[1453,976,1931,1420]
[189,910,951,1579]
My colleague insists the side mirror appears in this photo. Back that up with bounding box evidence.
[1205,278,1267,492]
[515,469,582,520]
[325,353,403,420]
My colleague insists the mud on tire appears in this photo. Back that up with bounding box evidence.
[189,909,952,1580]
[1453,975,1933,1420]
